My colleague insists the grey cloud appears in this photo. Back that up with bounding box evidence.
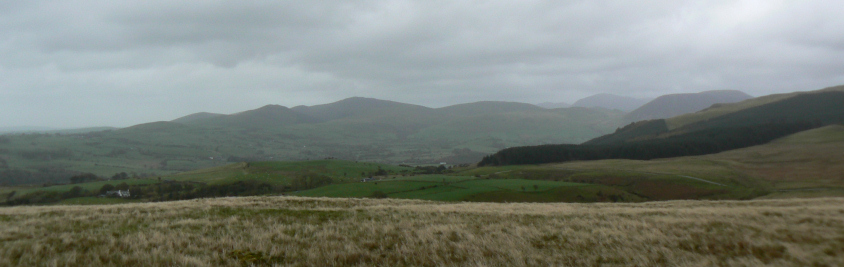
[1,0,844,128]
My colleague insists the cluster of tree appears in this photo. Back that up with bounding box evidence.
[479,121,821,166]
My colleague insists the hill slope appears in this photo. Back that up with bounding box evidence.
[547,124,844,197]
[623,90,752,122]
[480,87,844,166]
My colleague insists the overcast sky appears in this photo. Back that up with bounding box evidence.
[2,0,843,128]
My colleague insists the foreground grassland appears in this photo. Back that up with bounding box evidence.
[1,197,843,266]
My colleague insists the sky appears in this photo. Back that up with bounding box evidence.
[2,0,844,128]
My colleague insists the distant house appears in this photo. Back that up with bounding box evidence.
[105,190,130,198]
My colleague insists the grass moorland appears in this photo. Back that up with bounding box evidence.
[1,196,842,266]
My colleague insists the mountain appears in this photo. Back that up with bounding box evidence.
[623,90,752,123]
[480,86,844,166]
[536,102,570,109]
[571,94,651,111]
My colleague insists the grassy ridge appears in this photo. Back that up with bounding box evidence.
[1,196,842,266]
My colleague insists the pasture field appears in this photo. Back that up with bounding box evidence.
[1,196,842,266]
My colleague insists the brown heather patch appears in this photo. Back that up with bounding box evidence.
[1,196,843,266]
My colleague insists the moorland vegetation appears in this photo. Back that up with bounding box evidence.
[1,196,842,266]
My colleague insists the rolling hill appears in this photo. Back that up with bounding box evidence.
[0,98,625,186]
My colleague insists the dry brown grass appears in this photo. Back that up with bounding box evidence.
[2,196,843,266]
